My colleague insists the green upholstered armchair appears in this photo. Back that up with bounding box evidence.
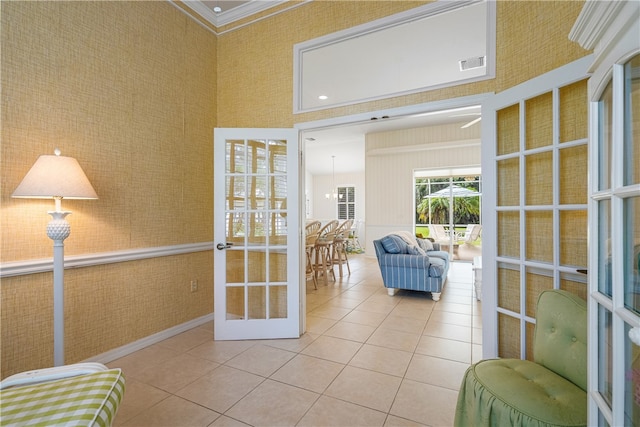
[454,289,587,427]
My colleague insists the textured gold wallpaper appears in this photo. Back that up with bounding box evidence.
[216,0,588,127]
[1,1,216,376]
[1,0,590,376]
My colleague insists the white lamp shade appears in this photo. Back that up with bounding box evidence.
[12,154,98,200]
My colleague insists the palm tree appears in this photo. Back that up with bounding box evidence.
[416,193,480,224]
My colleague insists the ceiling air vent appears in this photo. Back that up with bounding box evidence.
[459,56,486,71]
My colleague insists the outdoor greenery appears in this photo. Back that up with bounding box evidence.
[415,176,481,227]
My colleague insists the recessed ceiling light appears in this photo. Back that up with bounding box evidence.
[318,95,328,100]
[213,6,222,13]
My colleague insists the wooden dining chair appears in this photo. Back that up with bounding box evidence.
[332,219,353,277]
[314,220,338,284]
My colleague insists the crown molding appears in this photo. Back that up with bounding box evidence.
[569,0,632,50]
[182,0,287,27]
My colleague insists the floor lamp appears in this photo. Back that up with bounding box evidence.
[12,149,98,366]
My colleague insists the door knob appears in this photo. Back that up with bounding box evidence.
[216,242,233,250]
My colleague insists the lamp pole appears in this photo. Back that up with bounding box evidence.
[47,201,71,366]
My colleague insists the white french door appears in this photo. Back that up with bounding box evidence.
[481,56,592,359]
[588,51,640,427]
[213,128,300,340]
[570,1,640,423]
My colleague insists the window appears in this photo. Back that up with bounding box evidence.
[414,169,482,240]
[337,186,355,220]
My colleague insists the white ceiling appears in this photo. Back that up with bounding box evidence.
[303,106,481,176]
[184,0,485,175]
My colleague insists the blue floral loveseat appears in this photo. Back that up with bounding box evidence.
[373,231,450,301]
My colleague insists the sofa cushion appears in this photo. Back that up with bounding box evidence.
[417,238,434,251]
[407,244,426,256]
[380,234,407,254]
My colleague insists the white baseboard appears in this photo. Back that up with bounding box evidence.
[83,313,214,364]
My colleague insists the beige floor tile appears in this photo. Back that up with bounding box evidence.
[379,314,427,335]
[259,332,318,353]
[341,309,387,327]
[225,379,318,426]
[175,365,264,413]
[325,366,401,412]
[186,340,256,364]
[121,395,219,427]
[341,287,379,300]
[270,354,344,393]
[349,344,412,377]
[108,344,181,378]
[133,353,219,393]
[405,354,469,390]
[423,320,472,343]
[415,335,472,364]
[301,335,362,364]
[298,395,387,427]
[196,320,214,332]
[324,296,364,310]
[428,310,473,328]
[433,301,474,316]
[390,380,458,427]
[440,293,474,305]
[209,415,251,426]
[396,292,435,305]
[309,305,353,320]
[306,293,333,311]
[443,286,474,298]
[367,327,421,353]
[306,315,338,334]
[389,303,434,321]
[225,344,296,377]
[383,414,427,426]
[112,380,170,425]
[357,299,397,315]
[155,327,213,352]
[324,320,376,342]
[366,293,402,307]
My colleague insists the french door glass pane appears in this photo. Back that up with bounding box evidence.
[598,80,613,191]
[624,54,640,186]
[625,322,640,426]
[624,196,640,314]
[599,305,613,407]
[226,286,244,320]
[599,199,612,296]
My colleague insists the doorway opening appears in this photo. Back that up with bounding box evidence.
[414,168,482,262]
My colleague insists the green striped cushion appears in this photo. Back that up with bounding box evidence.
[0,368,125,426]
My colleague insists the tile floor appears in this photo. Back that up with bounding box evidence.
[110,254,482,427]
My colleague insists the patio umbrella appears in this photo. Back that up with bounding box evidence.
[427,185,481,197]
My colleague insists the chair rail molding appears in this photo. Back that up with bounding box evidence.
[0,242,214,278]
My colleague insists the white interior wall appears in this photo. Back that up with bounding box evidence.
[364,123,481,256]
[310,172,366,246]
